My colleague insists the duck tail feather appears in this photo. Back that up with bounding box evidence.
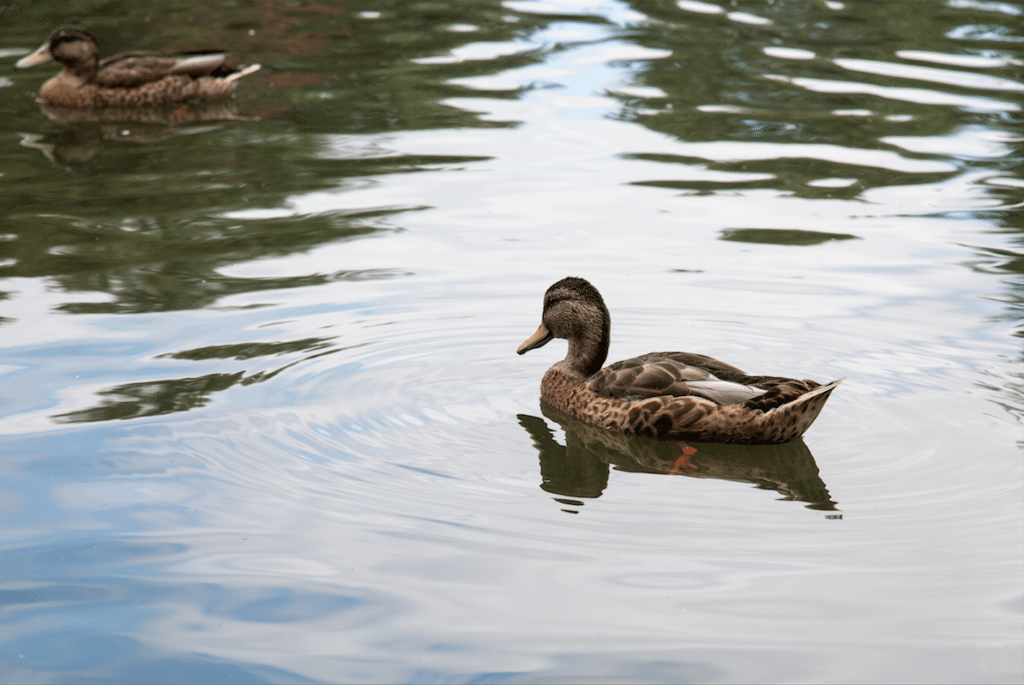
[226,63,261,82]
[761,378,843,443]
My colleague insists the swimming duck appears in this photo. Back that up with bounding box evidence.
[518,277,842,445]
[16,27,260,108]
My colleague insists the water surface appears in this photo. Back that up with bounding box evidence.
[0,1,1021,682]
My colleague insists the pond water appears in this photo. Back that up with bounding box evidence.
[1,0,1022,682]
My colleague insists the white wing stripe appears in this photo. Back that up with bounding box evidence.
[685,380,767,404]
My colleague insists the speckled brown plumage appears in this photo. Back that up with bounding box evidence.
[17,27,260,108]
[518,276,842,445]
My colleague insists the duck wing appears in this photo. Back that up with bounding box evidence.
[588,352,770,405]
[735,375,824,412]
[94,51,230,88]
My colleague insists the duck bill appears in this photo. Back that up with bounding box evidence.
[16,42,53,69]
[517,324,553,355]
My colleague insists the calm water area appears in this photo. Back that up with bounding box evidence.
[1,0,1022,682]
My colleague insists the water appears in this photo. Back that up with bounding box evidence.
[1,1,1021,682]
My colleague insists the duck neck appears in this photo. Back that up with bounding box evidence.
[56,41,98,83]
[68,57,97,84]
[563,311,609,379]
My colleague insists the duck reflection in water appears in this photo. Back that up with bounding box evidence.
[20,102,255,172]
[519,404,837,513]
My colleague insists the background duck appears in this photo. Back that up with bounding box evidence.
[16,27,260,108]
[518,276,842,445]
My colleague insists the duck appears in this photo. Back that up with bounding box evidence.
[16,27,260,108]
[518,277,842,445]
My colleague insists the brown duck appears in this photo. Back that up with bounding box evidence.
[16,27,260,108]
[518,277,842,445]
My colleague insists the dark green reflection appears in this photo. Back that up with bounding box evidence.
[721,228,859,245]
[161,337,334,362]
[3,0,557,318]
[611,0,1024,196]
[54,371,245,423]
[1,210,405,315]
[520,404,838,513]
[52,333,341,423]
[629,154,953,200]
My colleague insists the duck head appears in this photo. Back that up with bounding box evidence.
[17,28,100,80]
[518,276,611,377]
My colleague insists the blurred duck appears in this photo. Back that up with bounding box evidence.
[518,277,842,445]
[16,27,260,108]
